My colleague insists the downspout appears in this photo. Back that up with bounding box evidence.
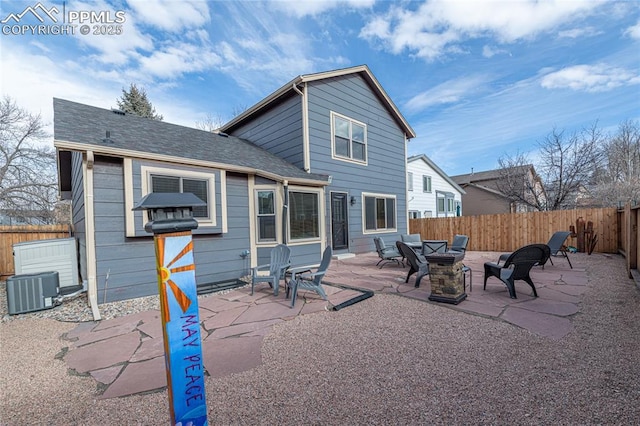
[282,180,289,245]
[84,151,101,320]
[292,83,310,172]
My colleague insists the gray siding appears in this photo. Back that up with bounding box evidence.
[91,159,251,303]
[70,152,87,283]
[231,94,305,168]
[256,243,323,269]
[306,75,408,253]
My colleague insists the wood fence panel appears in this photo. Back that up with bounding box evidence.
[409,208,618,253]
[0,225,72,278]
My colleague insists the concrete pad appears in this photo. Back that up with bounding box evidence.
[100,356,167,399]
[66,331,141,373]
[90,365,123,385]
[202,335,264,379]
[501,307,572,340]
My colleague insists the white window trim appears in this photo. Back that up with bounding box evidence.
[408,172,413,191]
[362,192,398,234]
[423,175,432,193]
[141,165,217,227]
[330,111,368,166]
[254,185,281,245]
[287,186,323,244]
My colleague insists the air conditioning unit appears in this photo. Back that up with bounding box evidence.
[6,271,60,315]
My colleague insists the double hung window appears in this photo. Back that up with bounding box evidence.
[332,112,367,163]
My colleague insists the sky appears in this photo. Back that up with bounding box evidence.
[1,0,639,176]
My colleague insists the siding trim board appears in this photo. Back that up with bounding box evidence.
[83,151,101,320]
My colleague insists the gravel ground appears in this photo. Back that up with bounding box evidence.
[1,253,639,425]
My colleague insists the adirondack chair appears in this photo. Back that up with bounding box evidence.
[287,246,332,308]
[251,244,291,296]
[397,241,430,288]
[484,243,550,299]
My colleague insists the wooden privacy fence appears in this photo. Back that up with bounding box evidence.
[410,207,619,253]
[0,225,72,278]
[618,204,639,280]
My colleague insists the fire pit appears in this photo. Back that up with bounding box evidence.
[426,252,466,305]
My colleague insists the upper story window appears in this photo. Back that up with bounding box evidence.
[422,175,432,193]
[331,112,367,164]
[408,172,414,191]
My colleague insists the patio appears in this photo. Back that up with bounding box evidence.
[60,250,586,399]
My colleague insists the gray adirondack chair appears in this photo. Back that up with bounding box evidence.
[251,244,291,296]
[484,243,550,299]
[287,246,332,308]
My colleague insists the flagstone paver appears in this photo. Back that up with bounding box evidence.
[62,251,588,399]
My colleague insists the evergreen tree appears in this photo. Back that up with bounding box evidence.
[116,84,163,120]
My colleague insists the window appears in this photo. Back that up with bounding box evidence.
[332,112,367,163]
[289,191,319,240]
[409,210,420,219]
[151,174,209,218]
[408,172,413,191]
[256,190,276,242]
[422,175,432,193]
[437,197,445,214]
[138,165,217,231]
[364,193,396,232]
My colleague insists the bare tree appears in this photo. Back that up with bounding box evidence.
[589,120,640,207]
[496,155,547,211]
[0,96,58,224]
[195,105,249,132]
[195,112,225,132]
[497,123,604,211]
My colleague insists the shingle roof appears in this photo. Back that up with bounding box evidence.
[451,165,533,185]
[53,98,329,185]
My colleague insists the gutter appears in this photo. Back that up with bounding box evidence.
[291,83,311,172]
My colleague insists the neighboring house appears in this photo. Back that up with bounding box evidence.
[451,165,545,215]
[54,65,416,315]
[406,154,465,218]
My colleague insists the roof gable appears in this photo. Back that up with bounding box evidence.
[221,65,416,138]
[407,154,466,194]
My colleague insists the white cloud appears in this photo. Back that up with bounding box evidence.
[126,0,210,32]
[625,21,640,39]
[540,64,640,92]
[138,41,222,79]
[482,45,510,58]
[360,0,603,61]
[68,0,153,65]
[558,26,602,39]
[405,75,491,112]
[272,0,375,18]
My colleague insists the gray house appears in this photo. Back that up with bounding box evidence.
[54,65,415,318]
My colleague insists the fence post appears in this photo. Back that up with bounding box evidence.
[625,203,638,279]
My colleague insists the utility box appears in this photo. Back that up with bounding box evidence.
[6,271,60,314]
[13,238,79,289]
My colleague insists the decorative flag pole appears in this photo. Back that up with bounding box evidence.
[134,193,208,426]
